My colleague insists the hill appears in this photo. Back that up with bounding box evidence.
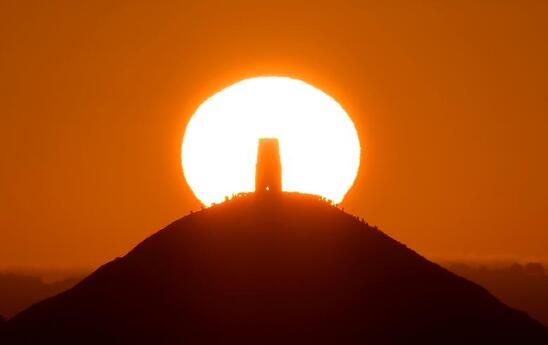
[0,273,81,319]
[2,193,547,344]
[448,262,548,327]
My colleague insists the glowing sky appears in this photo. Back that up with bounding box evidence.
[182,77,360,205]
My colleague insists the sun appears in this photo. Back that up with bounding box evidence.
[181,76,361,206]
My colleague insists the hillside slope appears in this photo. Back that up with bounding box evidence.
[3,193,547,344]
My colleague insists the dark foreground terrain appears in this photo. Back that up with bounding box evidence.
[2,193,547,344]
[3,262,548,328]
[0,273,81,319]
[448,262,548,328]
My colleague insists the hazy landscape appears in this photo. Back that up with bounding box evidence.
[3,261,547,328]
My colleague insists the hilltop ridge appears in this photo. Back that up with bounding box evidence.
[3,193,547,344]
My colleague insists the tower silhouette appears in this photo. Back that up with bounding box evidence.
[255,138,281,192]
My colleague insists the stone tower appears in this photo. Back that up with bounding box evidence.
[255,138,282,192]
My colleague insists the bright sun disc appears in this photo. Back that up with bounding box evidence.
[182,76,361,206]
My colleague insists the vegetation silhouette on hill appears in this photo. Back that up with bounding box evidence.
[2,192,547,344]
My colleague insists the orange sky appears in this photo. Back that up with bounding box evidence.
[1,0,547,269]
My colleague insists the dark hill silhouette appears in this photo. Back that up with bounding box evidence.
[448,262,548,327]
[2,193,547,344]
[0,273,81,319]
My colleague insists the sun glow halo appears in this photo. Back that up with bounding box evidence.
[182,77,361,206]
